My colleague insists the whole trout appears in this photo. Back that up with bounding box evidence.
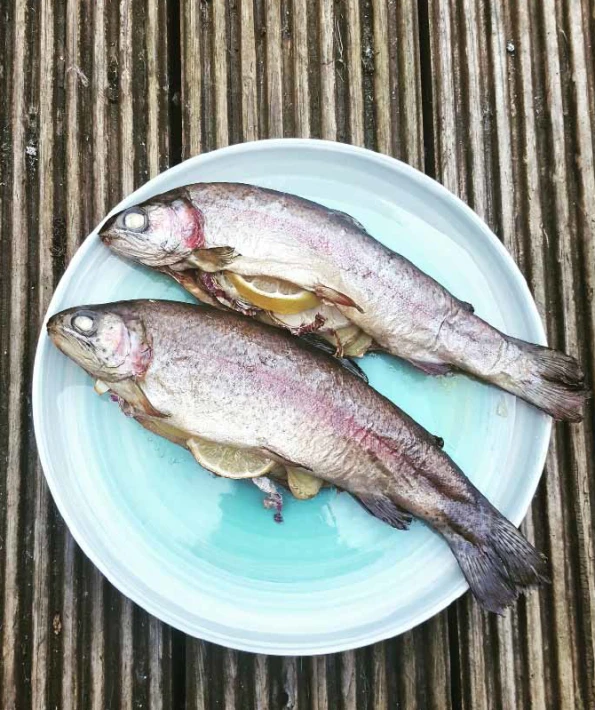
[100,183,587,421]
[48,300,547,613]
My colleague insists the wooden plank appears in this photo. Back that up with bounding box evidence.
[2,2,30,707]
[390,0,423,166]
[292,0,310,137]
[213,0,230,148]
[265,0,284,136]
[372,0,391,154]
[345,0,364,147]
[31,0,57,705]
[180,0,203,156]
[240,0,259,142]
[318,0,337,140]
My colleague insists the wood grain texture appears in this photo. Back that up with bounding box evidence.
[0,0,593,708]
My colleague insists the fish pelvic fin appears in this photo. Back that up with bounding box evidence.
[356,493,413,530]
[187,246,240,272]
[443,503,548,614]
[505,337,588,422]
[314,284,364,313]
[409,358,453,376]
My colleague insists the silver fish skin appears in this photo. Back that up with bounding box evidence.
[100,183,587,421]
[48,299,547,613]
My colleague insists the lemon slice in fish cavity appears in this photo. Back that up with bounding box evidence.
[225,273,320,315]
[187,438,276,479]
[287,468,324,499]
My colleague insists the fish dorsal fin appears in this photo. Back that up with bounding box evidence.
[328,208,368,233]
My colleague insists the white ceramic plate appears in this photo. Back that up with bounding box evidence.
[33,139,551,655]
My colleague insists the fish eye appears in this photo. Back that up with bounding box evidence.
[71,311,97,336]
[122,207,148,232]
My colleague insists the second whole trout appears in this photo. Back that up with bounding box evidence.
[48,300,547,613]
[99,183,587,422]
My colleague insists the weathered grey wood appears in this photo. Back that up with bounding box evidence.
[2,1,29,707]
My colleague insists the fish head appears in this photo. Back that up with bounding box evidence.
[99,189,204,269]
[47,304,152,381]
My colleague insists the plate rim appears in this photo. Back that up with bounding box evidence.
[32,138,552,655]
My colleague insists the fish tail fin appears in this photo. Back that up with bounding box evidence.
[505,338,588,422]
[443,503,548,613]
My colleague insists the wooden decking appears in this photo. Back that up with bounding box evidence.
[0,0,593,707]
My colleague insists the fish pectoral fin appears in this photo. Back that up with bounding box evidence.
[158,266,223,308]
[113,380,167,419]
[301,333,369,383]
[314,284,364,313]
[356,494,413,531]
[187,246,240,272]
[135,417,189,446]
[335,357,368,382]
[134,389,166,418]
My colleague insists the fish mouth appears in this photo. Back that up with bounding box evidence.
[46,319,73,355]
[46,312,66,339]
[98,213,121,246]
[99,230,117,247]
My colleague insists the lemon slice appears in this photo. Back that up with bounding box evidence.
[287,467,324,500]
[225,272,320,315]
[187,438,276,479]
